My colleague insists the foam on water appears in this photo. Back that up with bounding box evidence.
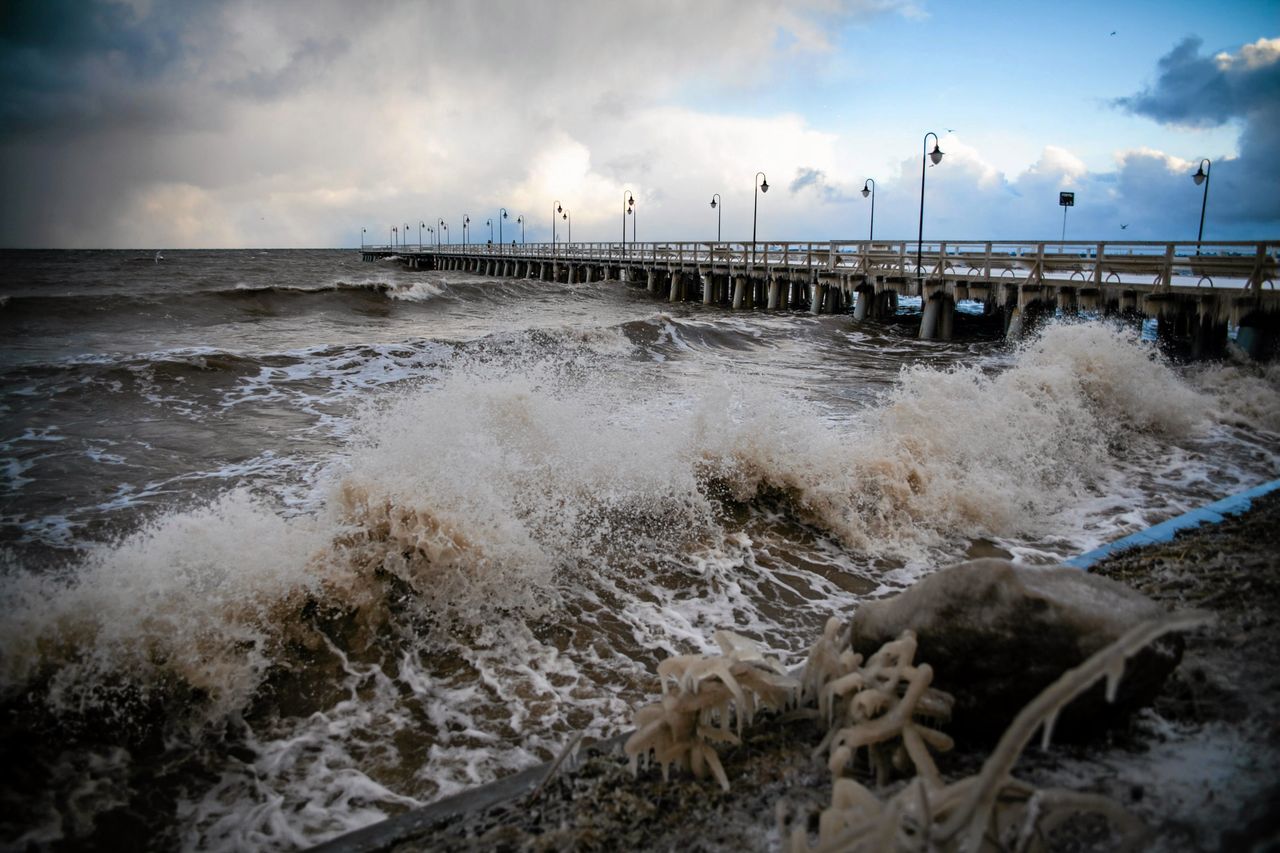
[1,319,1277,849]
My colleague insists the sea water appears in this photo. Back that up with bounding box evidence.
[1,248,1277,850]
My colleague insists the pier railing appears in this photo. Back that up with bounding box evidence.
[363,239,1278,293]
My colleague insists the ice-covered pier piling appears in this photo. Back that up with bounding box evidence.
[363,239,1280,358]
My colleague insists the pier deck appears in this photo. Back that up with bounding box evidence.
[362,238,1280,357]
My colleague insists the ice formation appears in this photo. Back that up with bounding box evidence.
[626,607,1209,852]
[624,630,799,790]
[790,609,1209,852]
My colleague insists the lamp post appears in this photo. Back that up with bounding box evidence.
[361,227,366,249]
[710,193,721,242]
[404,224,410,251]
[752,171,769,263]
[1192,158,1211,254]
[499,208,508,247]
[391,226,397,248]
[562,209,571,244]
[916,132,944,282]
[622,189,635,256]
[552,200,562,253]
[861,179,876,242]
[439,218,449,245]
[486,218,494,245]
[419,221,425,250]
[427,225,435,247]
[462,214,470,249]
[517,215,525,244]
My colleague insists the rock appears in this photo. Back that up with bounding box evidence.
[849,558,1183,740]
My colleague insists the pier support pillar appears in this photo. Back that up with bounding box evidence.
[732,275,747,309]
[702,273,714,305]
[920,295,941,339]
[853,287,871,321]
[668,271,682,303]
[810,282,822,315]
[938,295,955,340]
[1192,313,1229,361]
[647,270,658,295]
[767,277,781,310]
[1005,305,1024,342]
[1237,310,1280,361]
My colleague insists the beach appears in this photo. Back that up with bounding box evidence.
[332,489,1280,852]
[1,250,1277,850]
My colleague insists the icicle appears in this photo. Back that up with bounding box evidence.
[1104,659,1126,703]
[1040,709,1059,750]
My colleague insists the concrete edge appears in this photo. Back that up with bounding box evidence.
[1063,478,1280,570]
[306,732,631,853]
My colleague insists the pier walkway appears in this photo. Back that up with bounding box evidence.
[362,238,1280,358]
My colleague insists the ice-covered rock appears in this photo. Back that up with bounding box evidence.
[849,558,1183,739]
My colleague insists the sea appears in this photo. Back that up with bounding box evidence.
[1,248,1277,851]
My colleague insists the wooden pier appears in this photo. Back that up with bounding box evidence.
[362,239,1280,358]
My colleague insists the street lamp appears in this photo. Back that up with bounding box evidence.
[861,179,876,242]
[552,200,562,251]
[562,209,571,244]
[1192,158,1211,253]
[916,132,944,282]
[499,208,508,246]
[419,221,425,250]
[710,193,721,242]
[463,214,470,249]
[486,217,494,244]
[361,227,366,249]
[752,171,769,263]
[391,225,397,248]
[404,224,410,251]
[427,225,435,247]
[622,189,635,256]
[438,218,449,245]
[517,215,525,244]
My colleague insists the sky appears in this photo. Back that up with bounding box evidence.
[0,0,1277,249]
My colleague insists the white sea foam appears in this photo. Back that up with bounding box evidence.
[2,319,1275,850]
[386,280,445,302]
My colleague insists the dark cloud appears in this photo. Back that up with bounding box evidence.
[790,167,855,202]
[1113,36,1280,234]
[221,37,351,100]
[0,0,214,138]
[1114,36,1280,126]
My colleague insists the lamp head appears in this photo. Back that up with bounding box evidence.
[929,144,943,166]
[861,182,871,198]
[557,203,562,213]
[502,210,508,219]
[1193,165,1207,185]
[760,178,769,193]
[710,197,717,209]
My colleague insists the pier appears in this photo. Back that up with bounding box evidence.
[362,239,1280,359]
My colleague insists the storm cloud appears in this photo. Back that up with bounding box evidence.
[1114,36,1280,233]
[0,4,1276,248]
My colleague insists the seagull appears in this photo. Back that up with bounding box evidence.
[1110,31,1117,36]
[1120,224,1129,230]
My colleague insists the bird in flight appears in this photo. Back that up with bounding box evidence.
[1110,31,1117,35]
[1120,224,1129,230]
